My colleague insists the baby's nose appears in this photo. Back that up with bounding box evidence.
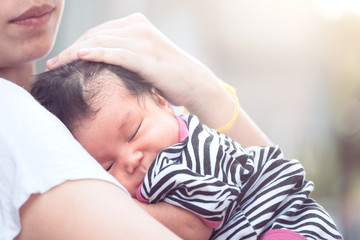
[123,150,143,174]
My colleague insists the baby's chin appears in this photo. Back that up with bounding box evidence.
[125,185,138,198]
[131,183,144,199]
[130,189,137,198]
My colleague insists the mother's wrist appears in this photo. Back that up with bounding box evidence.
[184,76,236,130]
[214,80,239,132]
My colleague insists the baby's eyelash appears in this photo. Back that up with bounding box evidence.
[129,121,142,141]
[106,162,114,171]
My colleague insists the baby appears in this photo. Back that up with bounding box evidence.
[31,60,342,240]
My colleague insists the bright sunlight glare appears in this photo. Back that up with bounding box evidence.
[315,0,360,20]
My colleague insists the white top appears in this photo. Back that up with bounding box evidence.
[0,79,127,240]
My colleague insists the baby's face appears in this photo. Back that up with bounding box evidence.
[73,77,179,197]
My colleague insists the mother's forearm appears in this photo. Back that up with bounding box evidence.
[186,74,272,147]
[134,200,212,240]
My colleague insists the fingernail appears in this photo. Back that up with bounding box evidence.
[78,48,90,56]
[46,56,58,67]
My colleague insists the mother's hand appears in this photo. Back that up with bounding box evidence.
[46,13,218,108]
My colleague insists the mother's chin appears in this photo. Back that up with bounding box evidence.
[1,1,64,68]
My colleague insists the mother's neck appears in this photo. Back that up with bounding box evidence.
[0,63,34,91]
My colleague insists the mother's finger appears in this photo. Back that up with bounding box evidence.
[88,13,149,33]
[74,13,150,44]
[78,47,144,74]
[46,20,156,70]
[46,34,135,70]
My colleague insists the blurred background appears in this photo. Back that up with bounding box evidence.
[36,0,360,238]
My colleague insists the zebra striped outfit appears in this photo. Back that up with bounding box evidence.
[136,114,342,240]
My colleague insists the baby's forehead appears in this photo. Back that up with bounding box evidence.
[96,69,124,83]
[85,70,134,107]
[91,70,129,93]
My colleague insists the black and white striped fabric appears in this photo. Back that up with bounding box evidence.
[137,115,342,240]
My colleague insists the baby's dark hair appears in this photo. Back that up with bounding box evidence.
[31,60,157,132]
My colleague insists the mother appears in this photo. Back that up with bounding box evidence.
[0,1,270,239]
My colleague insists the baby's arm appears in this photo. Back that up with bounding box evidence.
[134,199,212,240]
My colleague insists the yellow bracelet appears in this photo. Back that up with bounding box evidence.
[215,80,239,132]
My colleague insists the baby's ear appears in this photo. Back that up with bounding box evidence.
[152,89,173,113]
